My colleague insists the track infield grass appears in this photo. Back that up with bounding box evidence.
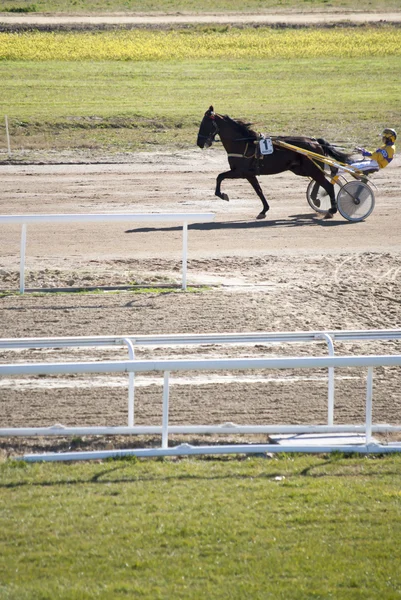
[0,28,400,156]
[1,454,401,599]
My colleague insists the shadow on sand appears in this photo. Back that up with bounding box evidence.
[125,212,354,234]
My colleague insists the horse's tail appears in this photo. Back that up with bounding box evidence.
[317,138,352,164]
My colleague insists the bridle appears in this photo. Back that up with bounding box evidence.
[198,114,220,148]
[198,112,261,161]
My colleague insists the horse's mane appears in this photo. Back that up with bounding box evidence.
[224,115,259,140]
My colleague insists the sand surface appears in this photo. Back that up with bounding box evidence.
[1,147,400,455]
[1,10,400,27]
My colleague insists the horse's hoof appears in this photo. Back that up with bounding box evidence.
[256,212,266,220]
[323,212,333,219]
[221,193,229,202]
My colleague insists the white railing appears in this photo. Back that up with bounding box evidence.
[1,329,401,460]
[0,212,215,293]
[1,329,401,430]
[2,328,401,350]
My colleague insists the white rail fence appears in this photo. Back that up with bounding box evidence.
[0,212,215,293]
[1,329,401,461]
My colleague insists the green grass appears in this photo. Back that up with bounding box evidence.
[1,454,401,599]
[1,54,400,155]
[0,286,207,297]
[1,0,401,13]
[2,3,37,12]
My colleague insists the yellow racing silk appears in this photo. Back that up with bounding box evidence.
[365,143,395,168]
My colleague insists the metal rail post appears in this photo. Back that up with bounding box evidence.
[20,224,27,294]
[366,366,374,444]
[123,338,136,427]
[315,333,335,425]
[162,371,170,448]
[182,222,188,290]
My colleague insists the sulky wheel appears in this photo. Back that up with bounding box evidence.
[337,181,375,222]
[306,179,340,214]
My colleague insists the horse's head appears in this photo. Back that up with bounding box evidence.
[197,106,219,149]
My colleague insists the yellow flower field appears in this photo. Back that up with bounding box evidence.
[0,27,400,61]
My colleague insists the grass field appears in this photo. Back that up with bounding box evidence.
[1,0,401,14]
[0,27,400,155]
[1,454,401,599]
[1,58,400,153]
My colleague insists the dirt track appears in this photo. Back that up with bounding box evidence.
[1,10,401,27]
[1,148,401,456]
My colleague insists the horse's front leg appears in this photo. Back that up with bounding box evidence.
[215,169,239,201]
[246,176,270,220]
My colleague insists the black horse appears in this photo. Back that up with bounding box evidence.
[197,106,352,220]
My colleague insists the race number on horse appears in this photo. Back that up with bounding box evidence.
[259,137,274,155]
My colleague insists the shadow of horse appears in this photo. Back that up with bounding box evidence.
[125,213,352,234]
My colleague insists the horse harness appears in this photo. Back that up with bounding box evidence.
[227,137,280,175]
[228,137,333,178]
[227,141,259,160]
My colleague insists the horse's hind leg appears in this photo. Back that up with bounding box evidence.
[319,176,336,218]
[304,160,336,217]
[329,165,339,178]
[246,175,270,219]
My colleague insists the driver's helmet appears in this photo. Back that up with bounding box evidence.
[382,128,397,143]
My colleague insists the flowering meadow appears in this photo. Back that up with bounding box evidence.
[1,27,400,61]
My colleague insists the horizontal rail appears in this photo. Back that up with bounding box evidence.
[4,424,401,438]
[21,442,401,462]
[1,354,401,376]
[0,212,215,224]
[1,328,401,350]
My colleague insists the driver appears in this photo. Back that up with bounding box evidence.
[352,128,397,173]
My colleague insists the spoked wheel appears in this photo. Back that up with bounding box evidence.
[337,181,375,222]
[306,179,340,214]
